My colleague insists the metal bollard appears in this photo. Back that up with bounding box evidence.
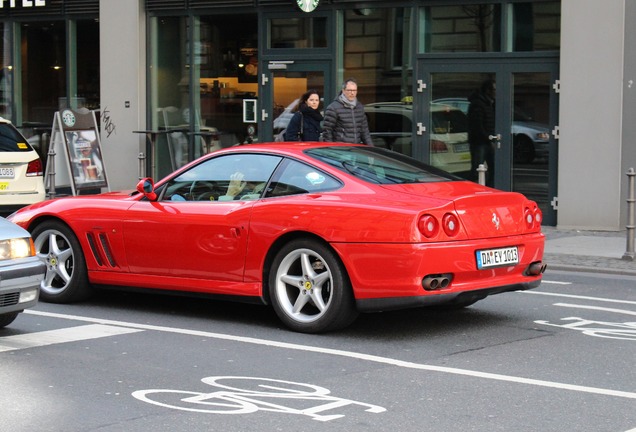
[47,143,56,200]
[138,152,146,179]
[623,167,636,261]
[477,163,487,186]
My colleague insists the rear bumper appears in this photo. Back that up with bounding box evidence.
[331,232,545,307]
[356,279,541,312]
[0,190,46,211]
[0,256,44,314]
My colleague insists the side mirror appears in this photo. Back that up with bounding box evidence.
[136,178,157,201]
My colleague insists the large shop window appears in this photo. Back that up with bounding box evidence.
[341,8,413,155]
[21,21,67,124]
[0,24,11,119]
[419,2,560,53]
[511,2,560,51]
[269,17,327,49]
[150,14,257,176]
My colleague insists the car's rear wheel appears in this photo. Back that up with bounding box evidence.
[513,135,535,164]
[0,312,19,328]
[31,221,91,303]
[269,239,358,333]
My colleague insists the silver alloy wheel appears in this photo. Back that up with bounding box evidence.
[34,228,75,296]
[273,247,333,324]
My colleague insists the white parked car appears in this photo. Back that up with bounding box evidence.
[433,98,550,164]
[0,118,46,213]
[0,217,44,328]
[364,102,471,175]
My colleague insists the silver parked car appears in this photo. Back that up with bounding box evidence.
[0,217,44,328]
[433,98,550,164]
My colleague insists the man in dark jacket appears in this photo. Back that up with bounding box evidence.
[322,78,373,145]
[468,79,496,186]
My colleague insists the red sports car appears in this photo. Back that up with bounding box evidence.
[7,143,545,333]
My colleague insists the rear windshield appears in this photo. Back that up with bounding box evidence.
[431,109,468,134]
[0,124,33,152]
[305,146,460,185]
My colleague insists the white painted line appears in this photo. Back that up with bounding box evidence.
[541,280,572,285]
[24,310,636,400]
[0,324,143,353]
[553,303,636,316]
[522,290,636,305]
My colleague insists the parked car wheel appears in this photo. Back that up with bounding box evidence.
[269,239,358,333]
[32,221,91,303]
[513,135,536,164]
[0,312,19,328]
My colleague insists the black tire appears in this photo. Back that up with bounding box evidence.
[0,312,19,328]
[268,239,358,333]
[31,221,91,303]
[513,135,535,164]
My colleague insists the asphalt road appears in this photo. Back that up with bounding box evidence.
[2,270,635,432]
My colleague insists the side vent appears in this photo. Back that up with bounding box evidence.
[98,233,117,267]
[86,233,103,266]
[85,231,118,268]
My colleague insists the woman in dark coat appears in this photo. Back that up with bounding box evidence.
[284,89,323,141]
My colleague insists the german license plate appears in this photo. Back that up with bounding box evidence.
[454,143,469,153]
[0,182,8,190]
[476,246,519,269]
[0,167,14,178]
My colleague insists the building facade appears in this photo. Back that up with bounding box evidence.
[0,0,633,230]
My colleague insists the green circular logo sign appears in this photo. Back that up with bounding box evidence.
[297,0,319,13]
[62,110,76,127]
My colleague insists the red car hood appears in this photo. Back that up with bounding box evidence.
[381,181,536,239]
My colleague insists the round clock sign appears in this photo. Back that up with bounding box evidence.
[297,0,319,13]
[62,109,76,127]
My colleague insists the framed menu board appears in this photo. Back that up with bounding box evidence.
[45,108,109,195]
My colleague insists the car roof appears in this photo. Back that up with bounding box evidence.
[365,102,463,113]
[214,142,359,155]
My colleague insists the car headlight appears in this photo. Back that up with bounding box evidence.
[0,237,35,260]
[536,132,550,141]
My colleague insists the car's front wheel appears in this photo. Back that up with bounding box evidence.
[0,312,19,328]
[269,239,358,333]
[31,221,91,303]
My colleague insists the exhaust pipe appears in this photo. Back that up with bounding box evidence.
[422,274,453,291]
[526,261,547,276]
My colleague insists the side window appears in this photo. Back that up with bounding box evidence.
[161,153,282,202]
[267,159,341,197]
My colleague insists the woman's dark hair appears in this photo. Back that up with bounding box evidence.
[298,89,320,110]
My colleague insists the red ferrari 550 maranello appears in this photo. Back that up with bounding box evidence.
[7,142,545,333]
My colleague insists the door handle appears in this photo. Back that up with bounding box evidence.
[489,134,502,149]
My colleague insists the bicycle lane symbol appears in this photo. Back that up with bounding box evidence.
[535,303,636,341]
[132,376,387,422]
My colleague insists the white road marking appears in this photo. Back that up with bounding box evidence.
[24,310,636,400]
[541,280,572,285]
[552,303,636,316]
[522,290,636,305]
[0,324,143,353]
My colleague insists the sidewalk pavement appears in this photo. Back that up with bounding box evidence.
[542,226,636,276]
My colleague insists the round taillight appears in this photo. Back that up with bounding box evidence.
[442,213,460,237]
[524,205,542,230]
[524,208,534,229]
[418,214,439,238]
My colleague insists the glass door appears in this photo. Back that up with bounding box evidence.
[260,60,331,142]
[416,60,558,225]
